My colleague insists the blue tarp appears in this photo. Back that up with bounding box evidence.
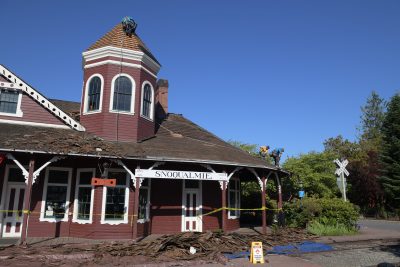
[223,241,334,259]
[268,241,333,255]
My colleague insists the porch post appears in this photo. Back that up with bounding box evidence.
[261,176,267,235]
[20,159,35,245]
[132,177,140,240]
[221,181,227,232]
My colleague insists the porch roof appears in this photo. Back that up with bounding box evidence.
[0,113,282,172]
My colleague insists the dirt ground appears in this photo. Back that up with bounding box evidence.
[0,228,315,266]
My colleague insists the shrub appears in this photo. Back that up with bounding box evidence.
[284,197,360,229]
[307,220,358,236]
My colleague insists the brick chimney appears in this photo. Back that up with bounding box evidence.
[156,79,168,119]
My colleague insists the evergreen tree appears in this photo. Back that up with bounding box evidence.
[379,93,400,210]
[359,91,386,150]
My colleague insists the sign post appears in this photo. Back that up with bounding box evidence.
[334,159,349,201]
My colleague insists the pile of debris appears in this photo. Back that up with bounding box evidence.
[94,229,315,262]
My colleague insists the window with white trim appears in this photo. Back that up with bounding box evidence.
[73,169,95,223]
[40,168,72,222]
[112,76,133,112]
[87,77,101,111]
[0,89,22,116]
[138,179,151,222]
[228,178,240,219]
[101,170,129,224]
[140,82,153,120]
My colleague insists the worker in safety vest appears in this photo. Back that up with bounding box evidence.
[270,148,284,167]
[259,146,270,160]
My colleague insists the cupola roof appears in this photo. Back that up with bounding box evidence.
[86,23,159,64]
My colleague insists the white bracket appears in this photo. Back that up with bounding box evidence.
[6,154,65,184]
[219,181,227,190]
[149,161,165,170]
[112,159,140,188]
[247,167,263,190]
[6,153,29,183]
[200,164,216,173]
[32,156,65,184]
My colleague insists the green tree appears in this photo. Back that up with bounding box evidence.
[323,135,364,161]
[359,91,386,151]
[283,151,338,198]
[228,140,258,156]
[379,93,400,210]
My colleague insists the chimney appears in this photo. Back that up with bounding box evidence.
[156,79,168,119]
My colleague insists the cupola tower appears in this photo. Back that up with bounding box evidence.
[80,18,161,142]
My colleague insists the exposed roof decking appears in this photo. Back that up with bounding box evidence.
[0,112,277,170]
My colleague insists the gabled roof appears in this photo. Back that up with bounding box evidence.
[86,23,159,65]
[0,65,85,131]
[0,113,278,170]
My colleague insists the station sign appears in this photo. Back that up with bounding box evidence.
[135,169,228,181]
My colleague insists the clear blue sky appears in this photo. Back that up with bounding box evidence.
[1,0,400,159]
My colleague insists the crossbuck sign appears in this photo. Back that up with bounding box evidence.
[334,159,349,201]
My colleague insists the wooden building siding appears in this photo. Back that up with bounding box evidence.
[0,155,242,239]
[202,180,222,231]
[0,94,65,126]
[80,63,156,142]
[150,179,183,234]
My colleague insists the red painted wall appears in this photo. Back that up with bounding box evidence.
[0,155,241,239]
[150,179,183,234]
[80,61,157,142]
[0,93,65,126]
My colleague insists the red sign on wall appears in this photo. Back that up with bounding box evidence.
[91,177,116,187]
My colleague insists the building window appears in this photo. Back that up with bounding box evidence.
[101,170,129,224]
[0,89,22,116]
[73,169,95,224]
[138,179,151,222]
[140,82,153,120]
[40,168,72,222]
[87,77,101,111]
[111,75,134,112]
[228,178,240,219]
[84,74,103,114]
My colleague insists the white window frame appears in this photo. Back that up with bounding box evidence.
[109,73,136,115]
[101,168,130,225]
[83,74,104,114]
[140,81,154,121]
[228,178,240,219]
[138,179,151,223]
[72,168,95,224]
[40,167,72,223]
[0,89,23,117]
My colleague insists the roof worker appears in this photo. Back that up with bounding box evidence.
[259,146,270,160]
[270,148,285,167]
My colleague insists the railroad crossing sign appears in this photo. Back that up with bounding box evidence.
[334,159,349,201]
[334,159,349,176]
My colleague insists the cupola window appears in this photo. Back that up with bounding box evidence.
[112,76,133,112]
[87,77,101,111]
[141,83,153,120]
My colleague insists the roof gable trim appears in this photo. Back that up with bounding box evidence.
[0,65,85,131]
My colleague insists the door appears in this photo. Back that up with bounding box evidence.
[2,184,25,237]
[182,180,202,232]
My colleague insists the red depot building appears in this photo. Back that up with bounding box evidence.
[0,18,287,241]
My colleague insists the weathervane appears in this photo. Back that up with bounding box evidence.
[121,16,137,36]
[334,158,349,201]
